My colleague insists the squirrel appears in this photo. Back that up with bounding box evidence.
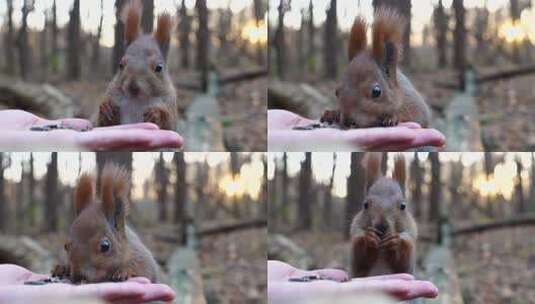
[52,163,160,283]
[97,0,178,130]
[321,8,431,129]
[350,153,417,278]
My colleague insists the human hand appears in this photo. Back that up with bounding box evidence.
[267,260,438,304]
[0,264,175,304]
[268,110,445,151]
[0,110,183,151]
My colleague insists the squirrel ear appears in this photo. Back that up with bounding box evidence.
[348,17,367,61]
[121,0,142,46]
[74,174,94,216]
[393,154,406,195]
[363,153,382,190]
[100,164,130,233]
[372,8,404,83]
[154,13,173,58]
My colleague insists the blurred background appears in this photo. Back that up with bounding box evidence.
[0,152,267,303]
[268,152,535,303]
[268,0,535,151]
[0,0,268,151]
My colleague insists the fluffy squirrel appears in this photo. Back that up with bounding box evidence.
[98,0,177,130]
[52,164,160,283]
[350,153,417,278]
[321,8,431,129]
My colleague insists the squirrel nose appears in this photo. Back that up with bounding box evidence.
[128,81,141,96]
[375,223,388,236]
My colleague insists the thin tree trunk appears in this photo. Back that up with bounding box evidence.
[323,153,336,228]
[410,152,423,219]
[453,0,466,71]
[113,0,126,74]
[433,0,448,68]
[67,0,81,80]
[297,153,312,230]
[17,0,34,80]
[45,153,59,232]
[178,0,192,69]
[196,0,210,92]
[515,157,525,213]
[91,0,104,71]
[40,10,49,79]
[0,153,6,231]
[253,0,265,66]
[510,0,521,63]
[345,153,365,239]
[275,0,287,79]
[142,0,155,33]
[307,0,315,73]
[174,153,187,225]
[4,0,15,75]
[28,153,36,226]
[281,153,289,225]
[156,153,168,222]
[428,153,441,222]
[51,0,59,73]
[324,0,338,79]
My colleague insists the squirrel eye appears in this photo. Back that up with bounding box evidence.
[99,239,111,253]
[371,85,382,99]
[64,242,71,252]
[363,202,369,209]
[119,62,125,70]
[155,64,164,73]
[400,202,406,210]
[335,88,340,98]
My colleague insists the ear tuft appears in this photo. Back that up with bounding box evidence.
[363,152,382,190]
[393,154,406,194]
[154,13,174,58]
[121,0,142,46]
[372,7,404,82]
[348,16,368,61]
[74,173,94,216]
[100,163,130,230]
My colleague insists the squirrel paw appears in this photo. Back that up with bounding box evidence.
[378,114,399,127]
[143,106,171,130]
[51,264,70,279]
[355,228,381,256]
[380,233,412,271]
[109,270,129,282]
[320,110,341,125]
[98,101,121,126]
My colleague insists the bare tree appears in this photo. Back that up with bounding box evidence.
[345,153,366,239]
[280,153,289,224]
[0,154,7,231]
[51,0,59,73]
[274,0,289,79]
[452,0,466,71]
[297,9,306,76]
[307,0,315,72]
[156,153,169,221]
[196,0,210,92]
[323,153,336,228]
[253,0,265,65]
[40,10,50,79]
[515,157,525,213]
[4,0,15,75]
[45,153,59,232]
[91,0,105,70]
[324,0,338,79]
[142,0,155,33]
[67,0,81,80]
[178,0,192,69]
[297,153,312,230]
[428,153,441,222]
[113,0,127,74]
[17,0,35,80]
[433,0,448,68]
[28,153,36,226]
[410,152,423,219]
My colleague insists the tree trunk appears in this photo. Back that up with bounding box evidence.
[428,153,441,222]
[4,0,15,75]
[530,153,535,211]
[113,0,127,75]
[28,153,36,226]
[156,153,168,222]
[297,10,306,77]
[345,153,366,239]
[410,152,423,219]
[40,10,49,79]
[253,0,265,66]
[398,0,411,67]
[433,0,448,68]
[324,0,338,79]
[45,153,59,232]
[142,0,155,33]
[196,0,210,92]
[297,153,313,230]
[51,0,59,73]
[0,154,6,231]
[67,0,81,80]
[17,0,34,80]
[91,0,104,72]
[453,0,466,71]
[510,0,521,63]
[275,0,288,79]
[280,153,289,225]
[174,153,187,224]
[515,157,525,213]
[178,0,192,69]
[323,153,336,228]
[307,0,315,73]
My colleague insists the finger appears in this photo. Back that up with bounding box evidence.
[133,283,176,302]
[312,269,350,282]
[77,130,183,151]
[397,122,422,129]
[357,279,439,300]
[354,273,414,281]
[407,129,446,149]
[96,123,160,131]
[127,277,151,284]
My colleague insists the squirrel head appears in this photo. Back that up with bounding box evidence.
[65,164,131,283]
[337,8,405,128]
[115,0,174,99]
[357,153,410,237]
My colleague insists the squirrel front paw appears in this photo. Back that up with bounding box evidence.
[98,100,121,126]
[51,264,70,279]
[378,114,399,127]
[352,228,381,276]
[380,233,412,273]
[143,106,171,130]
[109,269,130,282]
[320,109,341,125]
